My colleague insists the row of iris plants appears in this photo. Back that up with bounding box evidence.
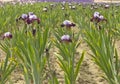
[0,1,120,84]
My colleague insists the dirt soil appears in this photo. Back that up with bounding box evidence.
[1,39,120,84]
[0,42,107,84]
[2,41,120,84]
[0,0,120,84]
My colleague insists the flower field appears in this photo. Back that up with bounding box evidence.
[0,1,120,84]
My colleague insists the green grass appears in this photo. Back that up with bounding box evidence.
[0,2,120,84]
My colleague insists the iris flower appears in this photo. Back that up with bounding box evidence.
[90,12,107,23]
[2,32,12,40]
[61,35,72,43]
[104,4,110,9]
[43,7,48,12]
[17,12,40,24]
[61,20,76,28]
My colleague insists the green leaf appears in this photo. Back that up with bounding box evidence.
[74,52,84,80]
